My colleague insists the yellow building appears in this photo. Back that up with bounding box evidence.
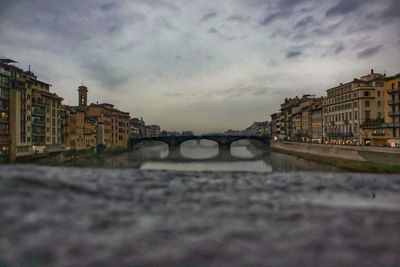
[2,57,64,162]
[385,73,400,146]
[323,70,385,145]
[76,85,130,150]
[359,73,400,147]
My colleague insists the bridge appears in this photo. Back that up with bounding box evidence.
[128,135,270,158]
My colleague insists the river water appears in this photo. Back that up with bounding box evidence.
[66,139,339,172]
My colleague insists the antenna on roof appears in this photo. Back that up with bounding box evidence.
[28,65,31,72]
[81,81,84,86]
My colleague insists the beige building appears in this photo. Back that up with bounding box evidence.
[361,73,400,147]
[310,100,323,142]
[77,86,130,150]
[144,125,161,138]
[3,57,63,162]
[323,70,385,145]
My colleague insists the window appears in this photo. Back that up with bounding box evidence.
[377,101,381,107]
[354,102,358,108]
[365,101,370,108]
[378,112,382,118]
[364,91,370,97]
[355,111,358,120]
[377,91,381,97]
[365,110,370,119]
[27,94,31,100]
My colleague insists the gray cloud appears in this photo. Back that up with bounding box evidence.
[200,11,217,23]
[326,0,372,17]
[227,14,250,23]
[286,51,302,58]
[381,0,400,22]
[260,12,282,26]
[357,45,383,59]
[334,43,345,54]
[100,2,118,11]
[207,27,247,41]
[294,16,314,29]
[0,0,398,132]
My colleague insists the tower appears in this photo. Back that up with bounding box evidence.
[78,85,88,107]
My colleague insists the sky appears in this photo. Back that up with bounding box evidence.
[0,0,399,134]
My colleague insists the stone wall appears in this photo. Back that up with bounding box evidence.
[271,141,400,165]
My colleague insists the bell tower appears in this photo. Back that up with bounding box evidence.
[78,85,88,107]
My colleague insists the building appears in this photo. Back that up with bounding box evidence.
[75,85,130,149]
[360,73,400,147]
[280,95,316,140]
[130,117,146,138]
[323,70,385,145]
[63,105,96,151]
[309,100,324,142]
[2,57,64,162]
[145,125,161,137]
[243,121,270,136]
[0,58,14,162]
[385,73,400,146]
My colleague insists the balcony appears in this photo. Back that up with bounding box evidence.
[327,132,354,138]
[0,68,11,77]
[11,80,26,90]
[32,119,46,127]
[32,98,47,107]
[388,111,400,117]
[371,132,386,137]
[387,88,400,94]
[387,99,400,105]
[32,108,46,116]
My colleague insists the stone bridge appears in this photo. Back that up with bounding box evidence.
[129,135,270,158]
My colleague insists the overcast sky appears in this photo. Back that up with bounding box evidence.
[0,0,399,133]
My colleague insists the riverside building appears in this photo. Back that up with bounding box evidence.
[1,57,64,162]
[323,70,385,145]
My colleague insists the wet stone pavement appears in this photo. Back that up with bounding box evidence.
[0,165,399,266]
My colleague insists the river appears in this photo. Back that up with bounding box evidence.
[64,139,340,172]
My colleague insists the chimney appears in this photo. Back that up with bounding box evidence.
[371,69,374,74]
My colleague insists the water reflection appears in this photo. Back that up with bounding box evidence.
[64,141,340,172]
[180,140,219,159]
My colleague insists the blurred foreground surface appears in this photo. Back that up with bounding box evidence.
[0,166,399,266]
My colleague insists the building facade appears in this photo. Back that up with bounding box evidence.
[323,70,385,145]
[2,57,64,162]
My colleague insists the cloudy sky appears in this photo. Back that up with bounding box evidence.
[0,0,399,133]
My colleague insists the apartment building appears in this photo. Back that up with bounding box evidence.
[77,88,130,150]
[144,125,161,137]
[130,117,146,138]
[310,100,323,142]
[280,95,315,140]
[323,70,385,145]
[0,58,14,162]
[360,73,400,147]
[63,105,96,151]
[385,73,400,146]
[1,57,64,162]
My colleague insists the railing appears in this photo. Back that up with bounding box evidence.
[387,99,400,105]
[0,68,11,77]
[327,133,354,138]
[32,119,45,126]
[32,108,45,116]
[387,88,400,94]
[32,98,47,106]
[388,111,400,116]
[371,132,386,136]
